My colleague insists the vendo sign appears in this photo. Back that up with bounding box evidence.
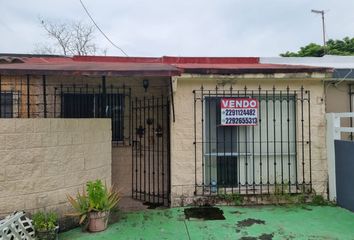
[220,98,259,126]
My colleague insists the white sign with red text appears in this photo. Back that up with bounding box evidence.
[220,98,258,126]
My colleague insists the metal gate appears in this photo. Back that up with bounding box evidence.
[335,140,354,212]
[327,112,354,209]
[131,96,171,206]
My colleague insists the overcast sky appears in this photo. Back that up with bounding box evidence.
[1,0,353,57]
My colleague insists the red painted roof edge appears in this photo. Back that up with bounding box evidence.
[73,56,162,63]
[73,55,260,64]
[24,57,74,63]
[162,56,260,64]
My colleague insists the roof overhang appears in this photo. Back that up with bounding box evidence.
[0,62,181,77]
[173,64,332,75]
[0,55,332,77]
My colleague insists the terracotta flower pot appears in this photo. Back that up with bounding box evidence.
[88,211,110,232]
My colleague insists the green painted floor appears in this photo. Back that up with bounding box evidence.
[60,206,354,240]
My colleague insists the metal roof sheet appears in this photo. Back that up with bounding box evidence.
[261,56,354,69]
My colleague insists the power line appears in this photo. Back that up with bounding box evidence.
[79,0,128,56]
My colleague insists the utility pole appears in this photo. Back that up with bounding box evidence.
[311,9,326,54]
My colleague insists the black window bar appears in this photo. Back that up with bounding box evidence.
[58,84,131,144]
[0,75,131,144]
[193,85,312,196]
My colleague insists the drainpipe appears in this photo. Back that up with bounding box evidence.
[102,75,107,117]
[169,77,175,122]
[42,75,47,118]
[27,74,30,118]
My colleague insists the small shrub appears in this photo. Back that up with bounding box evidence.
[218,193,244,206]
[271,182,306,205]
[232,194,244,205]
[272,184,285,204]
[87,180,110,211]
[67,179,120,225]
[192,197,217,207]
[311,195,329,206]
[32,211,58,232]
[296,193,307,204]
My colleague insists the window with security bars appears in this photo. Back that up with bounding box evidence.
[193,86,312,195]
[204,95,296,188]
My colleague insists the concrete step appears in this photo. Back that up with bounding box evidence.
[118,196,148,212]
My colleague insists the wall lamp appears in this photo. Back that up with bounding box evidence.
[143,79,149,92]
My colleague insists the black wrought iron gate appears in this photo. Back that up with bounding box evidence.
[131,96,171,206]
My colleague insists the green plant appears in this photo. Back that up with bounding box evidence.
[87,180,108,211]
[67,188,90,224]
[218,193,244,205]
[271,182,303,205]
[272,184,284,204]
[232,194,244,205]
[311,195,332,206]
[296,193,307,204]
[67,180,120,224]
[32,211,58,232]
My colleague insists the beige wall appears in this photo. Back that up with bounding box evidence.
[325,82,353,140]
[0,118,111,217]
[112,147,131,196]
[326,83,350,113]
[170,75,328,205]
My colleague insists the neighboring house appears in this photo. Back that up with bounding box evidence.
[261,55,354,140]
[0,54,331,215]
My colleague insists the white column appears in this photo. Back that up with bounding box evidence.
[326,113,340,201]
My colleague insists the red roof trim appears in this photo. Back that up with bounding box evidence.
[73,56,162,63]
[73,55,260,64]
[0,61,181,77]
[24,57,74,63]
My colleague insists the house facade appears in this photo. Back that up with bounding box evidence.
[169,59,330,205]
[0,55,331,216]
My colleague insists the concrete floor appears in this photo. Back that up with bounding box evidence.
[60,205,354,240]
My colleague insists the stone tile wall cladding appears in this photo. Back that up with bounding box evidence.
[0,118,112,218]
[170,75,327,206]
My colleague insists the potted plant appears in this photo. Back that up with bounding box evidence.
[67,179,120,232]
[32,211,59,240]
